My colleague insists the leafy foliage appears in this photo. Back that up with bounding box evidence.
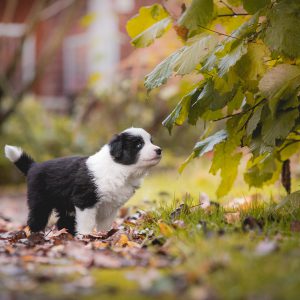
[178,0,214,37]
[126,4,172,47]
[127,0,300,197]
[145,34,218,90]
[264,0,300,58]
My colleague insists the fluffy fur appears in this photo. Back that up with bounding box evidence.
[5,128,162,235]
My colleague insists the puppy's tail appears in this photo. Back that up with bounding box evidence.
[4,145,35,176]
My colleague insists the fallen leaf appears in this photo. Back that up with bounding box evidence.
[224,212,240,224]
[158,221,173,237]
[92,241,109,249]
[0,230,26,242]
[119,207,129,218]
[126,241,141,248]
[27,232,46,245]
[64,242,93,266]
[49,228,74,244]
[115,234,129,247]
[93,252,123,268]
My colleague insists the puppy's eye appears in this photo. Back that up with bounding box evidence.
[150,138,153,143]
[136,143,143,149]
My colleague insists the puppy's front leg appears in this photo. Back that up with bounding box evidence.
[96,209,118,232]
[75,206,97,235]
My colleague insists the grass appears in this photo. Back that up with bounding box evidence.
[77,195,300,300]
[134,196,300,299]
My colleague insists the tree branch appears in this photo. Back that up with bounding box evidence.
[219,0,236,15]
[213,98,266,122]
[0,0,82,127]
[197,25,258,44]
[218,13,250,17]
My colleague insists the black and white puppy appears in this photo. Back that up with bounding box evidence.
[4,128,162,235]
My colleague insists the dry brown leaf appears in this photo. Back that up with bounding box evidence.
[224,212,240,224]
[92,241,109,249]
[93,252,123,268]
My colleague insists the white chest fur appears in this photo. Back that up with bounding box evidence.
[86,145,144,208]
[74,145,146,235]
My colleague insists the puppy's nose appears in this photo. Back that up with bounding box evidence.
[155,148,162,155]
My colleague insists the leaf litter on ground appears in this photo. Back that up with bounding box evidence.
[1,191,300,299]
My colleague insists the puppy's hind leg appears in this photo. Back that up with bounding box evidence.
[75,206,97,235]
[27,199,52,233]
[56,210,76,235]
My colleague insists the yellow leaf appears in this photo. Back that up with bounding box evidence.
[158,221,173,237]
[127,241,141,248]
[115,234,129,247]
[126,4,171,47]
[93,241,109,249]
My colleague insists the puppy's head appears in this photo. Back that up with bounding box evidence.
[109,128,162,167]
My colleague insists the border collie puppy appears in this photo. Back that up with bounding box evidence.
[4,128,162,236]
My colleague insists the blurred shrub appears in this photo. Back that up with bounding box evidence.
[1,79,204,184]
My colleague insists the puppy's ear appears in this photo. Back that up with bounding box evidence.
[109,134,123,159]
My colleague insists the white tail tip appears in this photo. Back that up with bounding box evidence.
[4,145,23,162]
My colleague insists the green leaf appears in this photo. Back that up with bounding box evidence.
[162,88,200,134]
[227,86,244,114]
[145,34,218,90]
[218,41,248,77]
[175,35,218,75]
[210,139,242,198]
[226,111,252,142]
[235,43,268,84]
[193,129,228,157]
[261,109,299,146]
[246,105,263,136]
[264,0,300,58]
[227,0,242,6]
[179,128,227,173]
[249,135,273,157]
[276,190,300,210]
[178,0,214,36]
[144,51,182,90]
[259,64,300,115]
[191,78,237,123]
[244,154,280,187]
[242,0,270,14]
[202,13,259,74]
[126,4,172,48]
[280,142,300,161]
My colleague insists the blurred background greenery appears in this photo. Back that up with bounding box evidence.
[0,0,297,203]
[0,0,204,185]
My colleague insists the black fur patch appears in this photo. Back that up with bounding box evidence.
[26,156,98,235]
[109,132,144,165]
[15,152,35,175]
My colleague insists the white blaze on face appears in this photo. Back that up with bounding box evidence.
[123,127,162,167]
